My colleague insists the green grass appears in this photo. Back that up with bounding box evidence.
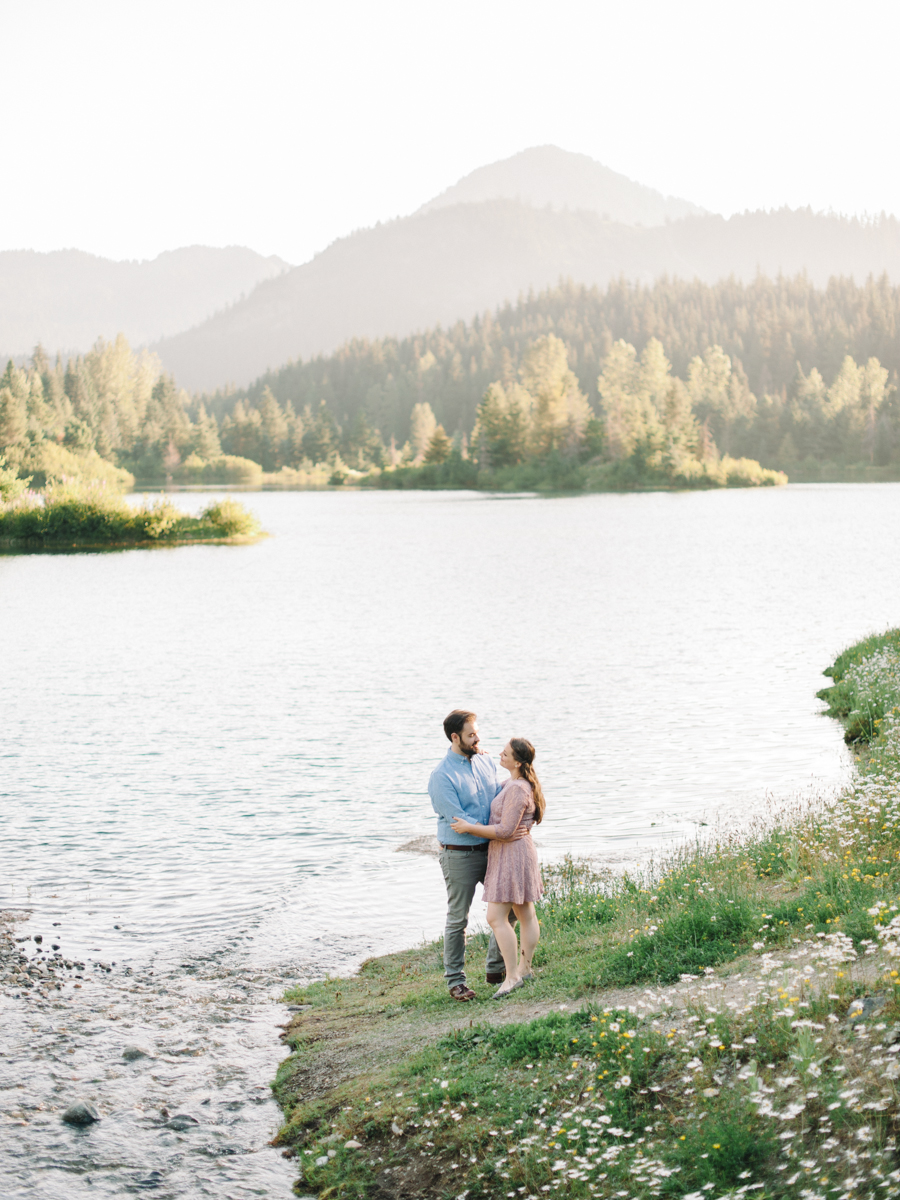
[280,979,900,1199]
[274,628,900,1198]
[0,483,263,547]
[816,627,900,741]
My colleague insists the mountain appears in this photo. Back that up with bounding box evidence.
[0,245,289,360]
[416,144,707,225]
[155,198,900,393]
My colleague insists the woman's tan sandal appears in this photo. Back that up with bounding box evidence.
[491,978,525,1000]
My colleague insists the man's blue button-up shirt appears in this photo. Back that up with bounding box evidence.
[428,749,501,846]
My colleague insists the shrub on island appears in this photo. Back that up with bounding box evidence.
[585,453,787,491]
[0,481,262,547]
[172,453,263,485]
[22,442,135,491]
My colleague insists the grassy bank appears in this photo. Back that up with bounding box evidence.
[0,484,263,549]
[274,631,900,1198]
[362,453,786,494]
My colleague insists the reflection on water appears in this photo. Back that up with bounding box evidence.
[1,483,898,1196]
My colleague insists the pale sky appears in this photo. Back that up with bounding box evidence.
[1,0,897,265]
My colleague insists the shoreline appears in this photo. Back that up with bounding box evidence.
[272,632,900,1199]
[0,531,266,553]
[127,476,900,497]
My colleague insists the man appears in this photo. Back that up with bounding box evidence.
[428,709,517,1001]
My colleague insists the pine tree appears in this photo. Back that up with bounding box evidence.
[257,387,289,471]
[409,402,437,462]
[192,403,222,459]
[301,401,338,464]
[472,382,532,466]
[520,334,591,455]
[0,375,28,452]
[597,341,651,461]
[424,425,452,464]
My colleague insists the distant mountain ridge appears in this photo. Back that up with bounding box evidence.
[417,145,707,225]
[0,245,289,360]
[155,199,900,393]
[7,146,900,394]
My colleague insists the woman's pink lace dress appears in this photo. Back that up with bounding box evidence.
[482,778,543,904]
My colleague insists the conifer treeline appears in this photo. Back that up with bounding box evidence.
[220,274,900,457]
[2,274,899,484]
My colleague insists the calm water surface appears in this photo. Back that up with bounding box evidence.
[2,483,899,1196]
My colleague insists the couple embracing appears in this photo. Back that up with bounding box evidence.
[428,709,545,1002]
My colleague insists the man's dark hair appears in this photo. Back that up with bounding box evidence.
[443,709,476,742]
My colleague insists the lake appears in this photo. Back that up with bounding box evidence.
[2,483,898,1197]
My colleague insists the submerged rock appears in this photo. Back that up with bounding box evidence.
[395,835,441,857]
[166,1112,200,1131]
[135,1170,164,1188]
[62,1100,100,1126]
[123,1044,152,1061]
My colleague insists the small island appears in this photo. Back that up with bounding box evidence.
[0,463,263,551]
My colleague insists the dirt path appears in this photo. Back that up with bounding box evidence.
[281,934,879,1110]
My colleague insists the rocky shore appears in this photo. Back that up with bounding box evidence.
[0,908,296,1197]
[1,910,97,998]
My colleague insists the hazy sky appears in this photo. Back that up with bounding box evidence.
[2,0,897,265]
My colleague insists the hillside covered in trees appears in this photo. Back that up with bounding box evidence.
[1,274,898,493]
[212,273,900,475]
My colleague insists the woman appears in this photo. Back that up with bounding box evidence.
[449,737,545,998]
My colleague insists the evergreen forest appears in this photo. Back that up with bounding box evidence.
[2,273,899,495]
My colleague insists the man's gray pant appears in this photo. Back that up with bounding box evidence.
[438,845,513,988]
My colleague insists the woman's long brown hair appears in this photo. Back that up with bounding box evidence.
[509,737,545,824]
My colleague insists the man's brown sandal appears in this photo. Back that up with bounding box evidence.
[485,972,506,985]
[449,984,477,1002]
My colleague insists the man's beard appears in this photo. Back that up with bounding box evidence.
[460,741,478,758]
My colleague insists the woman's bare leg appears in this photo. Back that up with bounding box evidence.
[486,903,520,990]
[512,902,539,975]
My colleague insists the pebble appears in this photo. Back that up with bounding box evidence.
[62,1101,101,1126]
[1,919,88,997]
